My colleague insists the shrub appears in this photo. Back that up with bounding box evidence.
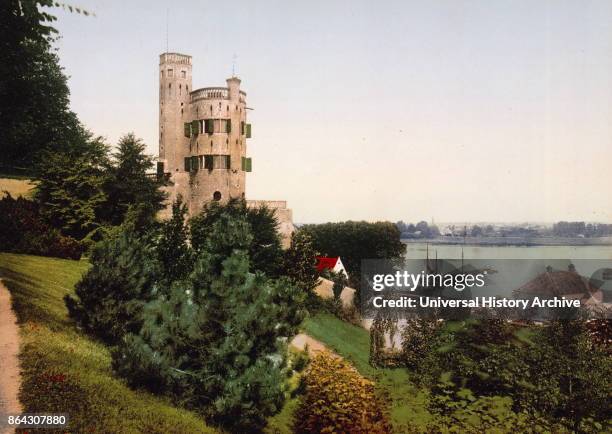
[0,193,83,259]
[65,222,159,344]
[294,352,391,433]
[421,319,612,432]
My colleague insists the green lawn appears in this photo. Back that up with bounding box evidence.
[0,253,218,434]
[302,313,433,432]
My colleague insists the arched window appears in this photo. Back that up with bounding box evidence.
[213,191,222,201]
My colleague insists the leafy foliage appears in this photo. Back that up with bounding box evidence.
[34,136,110,240]
[294,351,391,433]
[396,319,612,432]
[34,133,165,240]
[301,221,405,288]
[0,0,87,168]
[0,193,83,259]
[282,230,320,308]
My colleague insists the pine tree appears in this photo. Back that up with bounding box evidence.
[102,133,166,225]
[156,197,193,283]
[190,198,283,276]
[113,211,306,432]
[65,218,160,344]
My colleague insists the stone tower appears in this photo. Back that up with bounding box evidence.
[157,52,294,246]
[159,53,192,174]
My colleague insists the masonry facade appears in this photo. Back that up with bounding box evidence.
[157,53,294,245]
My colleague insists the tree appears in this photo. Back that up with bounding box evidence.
[471,225,483,237]
[102,133,166,226]
[0,0,87,168]
[33,136,110,240]
[65,216,160,344]
[301,221,406,288]
[282,230,320,297]
[156,197,193,283]
[190,198,283,276]
[113,212,306,432]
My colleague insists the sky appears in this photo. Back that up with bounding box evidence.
[50,0,612,224]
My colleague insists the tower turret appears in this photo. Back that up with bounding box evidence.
[159,53,192,174]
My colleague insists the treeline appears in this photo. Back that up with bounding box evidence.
[396,220,440,239]
[301,221,406,287]
[553,221,612,238]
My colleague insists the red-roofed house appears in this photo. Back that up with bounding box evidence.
[316,257,349,279]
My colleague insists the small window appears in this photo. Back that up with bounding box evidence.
[181,70,186,78]
[168,69,174,77]
[161,71,164,78]
[186,85,188,92]
[213,191,222,201]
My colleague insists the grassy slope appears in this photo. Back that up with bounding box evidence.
[302,313,433,432]
[0,253,217,434]
[0,178,35,198]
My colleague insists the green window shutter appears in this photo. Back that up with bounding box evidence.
[241,156,246,171]
[246,157,252,172]
[156,162,164,178]
[226,155,231,169]
[184,123,191,138]
[246,123,252,138]
[184,157,190,172]
[206,119,214,134]
[191,120,199,135]
[205,155,213,170]
[226,120,232,133]
[191,156,198,171]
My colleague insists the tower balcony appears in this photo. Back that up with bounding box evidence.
[190,87,247,103]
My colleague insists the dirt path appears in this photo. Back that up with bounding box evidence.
[0,280,22,434]
[290,333,340,358]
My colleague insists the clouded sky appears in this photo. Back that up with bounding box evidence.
[51,0,612,223]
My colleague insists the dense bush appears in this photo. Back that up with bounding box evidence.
[0,194,83,259]
[396,319,612,432]
[294,351,391,433]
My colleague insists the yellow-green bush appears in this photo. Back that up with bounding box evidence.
[294,351,391,433]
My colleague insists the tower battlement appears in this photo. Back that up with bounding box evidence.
[159,52,192,65]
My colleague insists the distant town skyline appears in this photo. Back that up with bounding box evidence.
[52,0,612,223]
